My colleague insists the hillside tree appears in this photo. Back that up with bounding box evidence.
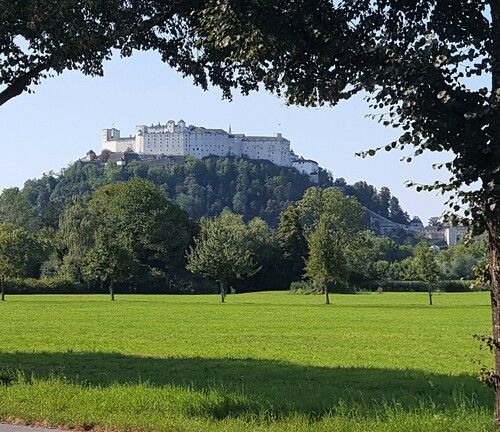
[0,188,38,230]
[296,187,365,236]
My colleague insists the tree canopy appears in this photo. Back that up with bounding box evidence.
[409,240,440,305]
[0,0,202,106]
[57,178,196,294]
[186,210,259,301]
[2,157,416,238]
[0,223,46,300]
[304,214,348,304]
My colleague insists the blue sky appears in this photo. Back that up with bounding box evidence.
[1,50,453,223]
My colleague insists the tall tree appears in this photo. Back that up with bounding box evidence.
[377,187,392,220]
[296,187,365,237]
[388,197,410,225]
[186,211,258,302]
[277,206,308,285]
[82,228,137,301]
[411,240,441,306]
[304,215,347,304]
[296,187,365,294]
[351,181,378,209]
[85,178,195,290]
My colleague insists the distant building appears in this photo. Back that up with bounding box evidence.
[443,225,468,246]
[407,217,425,234]
[424,223,468,248]
[364,208,417,236]
[76,149,102,167]
[102,119,319,182]
[107,152,140,167]
[292,157,319,184]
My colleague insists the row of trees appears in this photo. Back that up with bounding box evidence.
[0,177,487,302]
[185,187,368,302]
[186,187,487,303]
[0,179,199,300]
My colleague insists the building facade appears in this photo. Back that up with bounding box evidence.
[102,119,319,182]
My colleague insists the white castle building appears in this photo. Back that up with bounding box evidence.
[102,119,319,182]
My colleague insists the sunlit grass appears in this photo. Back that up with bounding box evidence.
[0,291,495,431]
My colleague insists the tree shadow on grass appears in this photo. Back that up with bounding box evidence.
[0,351,492,419]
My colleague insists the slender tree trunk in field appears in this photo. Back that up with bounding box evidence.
[325,285,330,305]
[491,2,500,426]
[109,280,115,301]
[0,279,4,301]
[487,213,500,426]
[220,280,226,303]
[428,286,433,306]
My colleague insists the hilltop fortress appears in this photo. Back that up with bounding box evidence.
[102,119,319,183]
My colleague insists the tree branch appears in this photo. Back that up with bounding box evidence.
[0,63,49,107]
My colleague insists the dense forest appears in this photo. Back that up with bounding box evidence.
[0,155,412,231]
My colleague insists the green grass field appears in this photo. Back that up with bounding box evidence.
[0,291,495,431]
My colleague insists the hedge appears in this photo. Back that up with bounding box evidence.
[1,274,218,295]
[2,276,88,294]
[355,279,489,293]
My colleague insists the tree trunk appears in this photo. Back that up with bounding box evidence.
[490,1,500,426]
[325,285,330,305]
[428,286,433,306]
[486,214,500,426]
[0,279,4,301]
[220,281,226,303]
[109,280,115,301]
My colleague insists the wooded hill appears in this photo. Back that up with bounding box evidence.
[0,156,413,232]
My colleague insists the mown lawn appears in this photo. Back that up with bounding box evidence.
[0,291,495,431]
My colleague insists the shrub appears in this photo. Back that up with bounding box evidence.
[289,280,355,294]
[3,276,86,294]
[289,281,323,295]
